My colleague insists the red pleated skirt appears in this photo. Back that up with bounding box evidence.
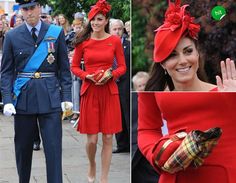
[78,83,122,134]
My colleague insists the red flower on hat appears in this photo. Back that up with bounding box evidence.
[165,1,182,29]
[88,0,111,21]
[156,1,200,40]
[94,0,111,15]
[183,15,201,39]
[153,0,201,63]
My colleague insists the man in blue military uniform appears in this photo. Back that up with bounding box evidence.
[0,0,72,182]
[109,19,130,153]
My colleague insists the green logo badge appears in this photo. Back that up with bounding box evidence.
[211,6,226,21]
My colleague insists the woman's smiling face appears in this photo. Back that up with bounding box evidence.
[90,13,108,33]
[161,36,200,86]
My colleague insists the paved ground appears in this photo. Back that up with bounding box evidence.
[0,115,130,183]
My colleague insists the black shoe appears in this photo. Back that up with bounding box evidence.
[112,148,130,153]
[33,142,40,151]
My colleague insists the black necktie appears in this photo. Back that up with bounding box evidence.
[31,27,37,42]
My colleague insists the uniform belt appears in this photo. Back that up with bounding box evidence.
[17,72,56,79]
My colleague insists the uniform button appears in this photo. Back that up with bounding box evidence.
[35,44,37,48]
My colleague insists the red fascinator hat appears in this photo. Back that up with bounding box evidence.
[88,0,111,21]
[153,0,200,63]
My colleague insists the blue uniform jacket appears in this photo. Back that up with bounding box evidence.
[0,22,72,114]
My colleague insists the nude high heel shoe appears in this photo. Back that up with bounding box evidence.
[87,176,95,183]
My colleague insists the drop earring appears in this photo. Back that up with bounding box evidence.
[164,69,167,75]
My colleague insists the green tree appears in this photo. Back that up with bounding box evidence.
[39,0,130,23]
[132,5,148,75]
[132,0,167,75]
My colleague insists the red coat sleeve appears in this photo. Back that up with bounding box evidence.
[138,93,184,173]
[112,38,126,80]
[71,44,89,80]
[138,93,163,170]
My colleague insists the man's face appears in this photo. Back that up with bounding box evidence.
[134,78,148,91]
[110,22,123,38]
[21,4,41,27]
[15,17,23,27]
[73,24,83,32]
[40,14,47,22]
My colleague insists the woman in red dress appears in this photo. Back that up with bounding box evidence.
[137,0,236,183]
[71,0,126,182]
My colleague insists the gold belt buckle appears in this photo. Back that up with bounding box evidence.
[34,72,41,78]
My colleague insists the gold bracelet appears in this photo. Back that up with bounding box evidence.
[105,70,112,79]
[155,139,173,166]
[154,132,187,166]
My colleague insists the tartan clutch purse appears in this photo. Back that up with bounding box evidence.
[93,68,112,82]
[93,69,105,82]
[162,127,222,174]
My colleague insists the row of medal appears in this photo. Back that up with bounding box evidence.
[47,42,55,64]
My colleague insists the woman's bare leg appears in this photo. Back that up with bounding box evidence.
[100,134,113,183]
[86,134,98,181]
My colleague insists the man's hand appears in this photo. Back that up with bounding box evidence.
[61,101,73,112]
[3,103,16,116]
